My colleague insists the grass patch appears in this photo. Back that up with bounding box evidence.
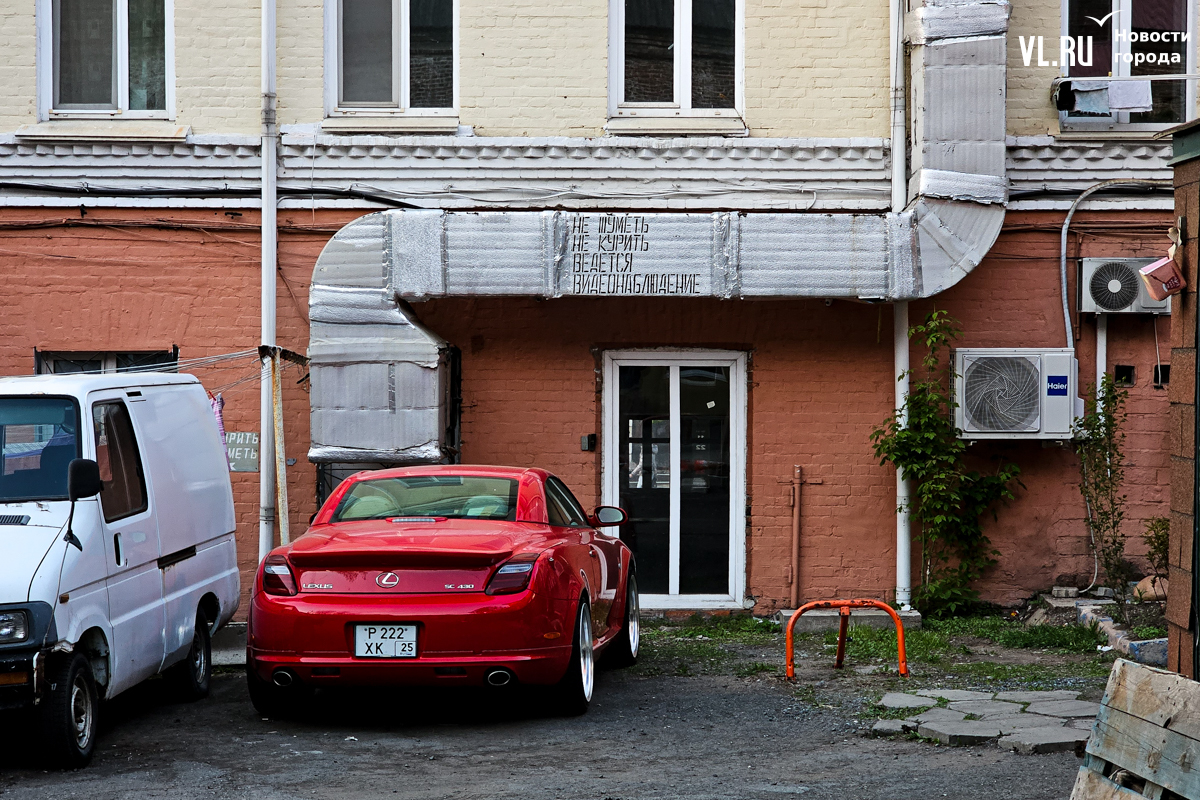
[926,617,1105,653]
[1127,625,1167,640]
[821,625,963,665]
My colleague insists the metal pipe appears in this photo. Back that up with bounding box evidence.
[894,301,912,610]
[271,350,290,545]
[790,465,802,609]
[888,0,906,212]
[1193,255,1200,680]
[1096,313,1108,412]
[258,0,278,563]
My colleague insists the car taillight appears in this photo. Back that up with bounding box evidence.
[262,554,298,596]
[485,553,539,595]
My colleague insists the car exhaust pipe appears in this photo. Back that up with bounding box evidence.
[485,668,513,687]
[272,669,296,688]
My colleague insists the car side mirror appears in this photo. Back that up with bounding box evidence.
[67,458,103,501]
[589,506,627,527]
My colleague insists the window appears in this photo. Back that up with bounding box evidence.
[41,0,173,117]
[330,476,518,521]
[35,349,178,375]
[333,0,456,112]
[92,402,148,523]
[0,398,80,503]
[609,0,743,126]
[546,478,590,528]
[1061,0,1194,130]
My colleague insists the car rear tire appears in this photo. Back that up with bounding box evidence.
[38,652,99,769]
[168,612,212,701]
[555,597,594,716]
[605,572,639,668]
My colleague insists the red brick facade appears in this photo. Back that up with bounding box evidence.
[0,206,1175,616]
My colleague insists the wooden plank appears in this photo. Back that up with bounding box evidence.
[1086,704,1200,799]
[1103,659,1200,742]
[1069,767,1153,800]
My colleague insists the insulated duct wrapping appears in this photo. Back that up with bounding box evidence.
[308,214,452,464]
[307,0,1008,462]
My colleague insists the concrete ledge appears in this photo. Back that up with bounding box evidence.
[212,622,247,667]
[775,608,922,633]
[1077,606,1167,666]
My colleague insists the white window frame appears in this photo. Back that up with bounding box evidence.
[607,0,745,120]
[36,0,175,120]
[324,0,459,118]
[1059,0,1196,132]
[602,349,748,611]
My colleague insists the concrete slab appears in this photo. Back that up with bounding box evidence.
[212,622,247,667]
[993,690,1079,703]
[1068,718,1097,731]
[905,708,968,724]
[947,700,1025,717]
[917,721,1003,745]
[1023,700,1101,718]
[977,715,1066,734]
[997,727,1090,755]
[916,689,994,702]
[879,693,937,710]
[776,608,923,633]
[871,719,915,736]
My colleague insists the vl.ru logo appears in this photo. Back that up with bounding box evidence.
[1018,36,1095,67]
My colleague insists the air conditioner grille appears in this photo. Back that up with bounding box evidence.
[962,356,1040,432]
[1089,261,1141,312]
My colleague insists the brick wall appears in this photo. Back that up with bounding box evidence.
[1169,161,1198,677]
[0,206,1174,616]
[0,2,37,130]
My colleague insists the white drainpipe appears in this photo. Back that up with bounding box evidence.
[258,0,278,563]
[891,0,912,610]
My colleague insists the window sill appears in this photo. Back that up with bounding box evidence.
[1054,129,1180,142]
[17,120,190,143]
[604,116,749,137]
[321,115,460,135]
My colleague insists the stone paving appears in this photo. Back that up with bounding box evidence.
[870,690,1097,754]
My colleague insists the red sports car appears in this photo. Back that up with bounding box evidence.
[246,465,639,715]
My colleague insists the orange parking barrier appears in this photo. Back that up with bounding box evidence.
[785,598,908,679]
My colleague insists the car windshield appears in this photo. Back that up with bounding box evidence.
[0,397,81,502]
[331,476,520,522]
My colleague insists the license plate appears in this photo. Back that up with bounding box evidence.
[354,624,418,658]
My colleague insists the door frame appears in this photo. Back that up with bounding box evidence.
[602,349,748,610]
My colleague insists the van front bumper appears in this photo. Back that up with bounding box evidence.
[0,650,43,710]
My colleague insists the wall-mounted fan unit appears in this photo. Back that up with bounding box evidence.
[1080,258,1171,314]
[953,348,1082,440]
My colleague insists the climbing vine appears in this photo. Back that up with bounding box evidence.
[1074,374,1130,619]
[870,311,1022,618]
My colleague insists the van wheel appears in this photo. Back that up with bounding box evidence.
[168,612,212,701]
[553,598,594,716]
[38,652,99,769]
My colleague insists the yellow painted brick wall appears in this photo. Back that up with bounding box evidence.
[0,4,38,130]
[745,0,890,137]
[277,0,324,125]
[175,0,260,134]
[1008,0,1065,135]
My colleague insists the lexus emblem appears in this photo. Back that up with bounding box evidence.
[376,572,400,588]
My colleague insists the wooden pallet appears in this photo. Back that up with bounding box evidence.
[1069,659,1200,800]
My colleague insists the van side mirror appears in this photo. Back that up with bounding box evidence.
[67,459,103,501]
[589,506,628,527]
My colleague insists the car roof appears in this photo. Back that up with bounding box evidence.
[348,464,547,482]
[0,372,199,398]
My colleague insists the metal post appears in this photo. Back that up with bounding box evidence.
[1097,313,1108,412]
[790,465,802,609]
[257,0,278,563]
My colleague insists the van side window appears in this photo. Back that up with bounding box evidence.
[91,402,148,523]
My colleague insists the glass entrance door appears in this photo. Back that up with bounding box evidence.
[604,352,746,608]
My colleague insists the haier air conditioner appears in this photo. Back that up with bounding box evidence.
[1080,258,1171,314]
[953,349,1083,440]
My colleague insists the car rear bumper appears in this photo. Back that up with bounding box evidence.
[248,590,576,687]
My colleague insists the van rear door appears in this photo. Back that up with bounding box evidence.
[89,395,165,696]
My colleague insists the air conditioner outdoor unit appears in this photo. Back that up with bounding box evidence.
[953,348,1082,440]
[1080,258,1171,314]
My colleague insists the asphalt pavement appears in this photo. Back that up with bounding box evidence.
[0,665,1081,799]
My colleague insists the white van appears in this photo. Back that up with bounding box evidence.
[0,373,239,767]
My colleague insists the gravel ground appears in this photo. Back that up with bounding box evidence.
[0,653,1084,800]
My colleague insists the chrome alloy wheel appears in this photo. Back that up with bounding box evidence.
[70,672,94,751]
[579,607,594,702]
[627,575,640,659]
